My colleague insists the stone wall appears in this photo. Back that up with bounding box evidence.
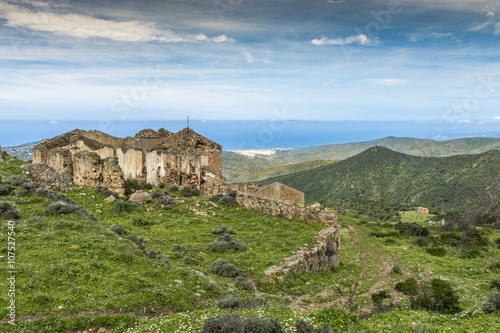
[263,226,341,282]
[253,182,305,207]
[236,193,337,226]
[235,191,340,280]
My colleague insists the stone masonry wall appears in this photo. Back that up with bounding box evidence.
[235,192,340,280]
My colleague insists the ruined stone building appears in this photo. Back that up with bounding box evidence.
[253,182,305,207]
[31,128,227,196]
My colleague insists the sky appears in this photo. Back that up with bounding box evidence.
[0,0,500,146]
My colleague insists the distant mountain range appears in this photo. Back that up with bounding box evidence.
[258,146,500,213]
[224,137,500,183]
[2,141,41,161]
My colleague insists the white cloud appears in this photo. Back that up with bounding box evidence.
[487,11,495,16]
[311,34,380,46]
[408,34,420,42]
[0,2,232,43]
[50,120,58,124]
[495,23,500,35]
[492,116,500,122]
[367,79,407,87]
[430,32,453,38]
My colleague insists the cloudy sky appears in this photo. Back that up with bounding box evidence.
[1,0,499,128]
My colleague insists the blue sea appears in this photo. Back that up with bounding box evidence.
[1,120,499,150]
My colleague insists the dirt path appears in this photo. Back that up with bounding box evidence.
[481,246,494,269]
[283,223,424,312]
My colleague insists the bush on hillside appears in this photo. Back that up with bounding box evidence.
[0,201,21,220]
[482,293,500,314]
[46,202,70,215]
[395,277,418,296]
[235,276,255,292]
[217,295,267,310]
[200,312,285,333]
[158,196,175,209]
[426,247,446,257]
[412,278,460,313]
[95,186,117,198]
[5,175,29,186]
[111,200,135,214]
[110,224,128,236]
[207,234,246,252]
[371,290,390,306]
[180,186,200,197]
[150,190,166,199]
[19,181,43,196]
[211,224,236,235]
[209,259,241,278]
[132,216,154,226]
[295,320,331,333]
[0,184,15,196]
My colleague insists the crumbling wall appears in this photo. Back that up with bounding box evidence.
[20,163,73,191]
[236,193,336,226]
[253,182,305,207]
[264,226,340,281]
[235,191,339,280]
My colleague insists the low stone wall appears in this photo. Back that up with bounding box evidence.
[236,193,337,226]
[235,192,340,280]
[263,226,341,282]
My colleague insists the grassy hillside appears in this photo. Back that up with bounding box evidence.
[1,153,499,332]
[224,137,500,183]
[231,159,334,183]
[260,147,500,214]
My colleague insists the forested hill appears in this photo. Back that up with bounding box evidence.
[260,147,500,213]
[223,137,500,183]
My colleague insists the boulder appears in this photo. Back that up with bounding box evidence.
[129,190,152,203]
[104,195,116,203]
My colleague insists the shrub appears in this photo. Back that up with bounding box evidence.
[127,234,146,251]
[148,250,170,264]
[460,248,483,259]
[142,182,153,190]
[180,186,200,197]
[219,195,239,206]
[482,293,500,314]
[132,216,154,226]
[0,201,21,220]
[217,295,267,310]
[210,194,224,202]
[371,290,390,306]
[384,238,397,245]
[46,202,70,215]
[207,234,246,252]
[413,278,460,313]
[295,320,331,333]
[5,175,29,186]
[235,276,255,292]
[395,277,418,296]
[110,224,128,236]
[0,184,15,196]
[211,224,236,235]
[209,259,241,278]
[168,185,179,191]
[150,190,166,199]
[391,265,402,274]
[395,222,430,237]
[200,314,285,333]
[158,196,175,209]
[488,262,500,272]
[124,179,144,196]
[95,186,117,198]
[19,181,42,196]
[111,200,135,214]
[489,279,500,291]
[426,247,446,257]
[159,182,166,189]
[413,236,432,247]
[310,307,359,330]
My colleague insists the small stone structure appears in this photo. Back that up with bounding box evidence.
[253,182,305,207]
[417,207,430,214]
[20,163,73,191]
[31,128,227,196]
